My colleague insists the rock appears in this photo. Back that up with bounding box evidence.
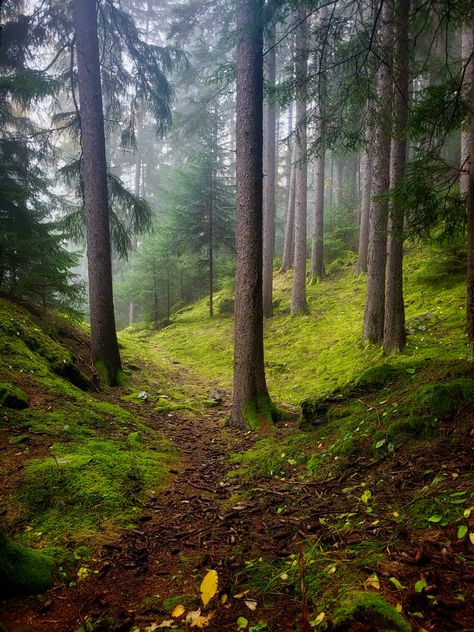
[0,383,29,409]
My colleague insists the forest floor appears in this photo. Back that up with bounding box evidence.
[1,245,474,631]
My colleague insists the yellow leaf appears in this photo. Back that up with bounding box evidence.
[244,599,257,611]
[327,565,337,574]
[186,609,215,628]
[395,603,403,613]
[172,604,185,618]
[220,593,229,604]
[145,622,174,631]
[393,511,399,518]
[234,590,250,599]
[200,569,218,606]
[470,533,474,546]
[365,573,380,590]
[312,612,325,626]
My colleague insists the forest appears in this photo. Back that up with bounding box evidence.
[0,0,473,630]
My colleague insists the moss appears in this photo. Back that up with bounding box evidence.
[241,392,283,430]
[386,415,439,440]
[0,527,54,596]
[332,591,412,631]
[353,364,398,392]
[412,378,474,420]
[0,382,29,409]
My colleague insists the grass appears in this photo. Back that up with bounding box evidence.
[152,242,468,407]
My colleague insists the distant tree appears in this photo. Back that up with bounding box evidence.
[281,142,296,272]
[357,129,372,274]
[232,0,275,428]
[290,8,308,315]
[73,0,122,384]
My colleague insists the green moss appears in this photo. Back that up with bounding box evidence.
[354,364,398,391]
[386,415,439,440]
[0,382,29,409]
[241,392,283,429]
[332,591,412,631]
[412,379,474,420]
[0,527,54,596]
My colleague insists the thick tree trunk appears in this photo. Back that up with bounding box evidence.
[357,147,372,274]
[73,0,122,385]
[281,143,296,272]
[463,27,474,358]
[262,25,276,318]
[384,0,410,354]
[232,0,274,428]
[362,0,393,344]
[291,10,308,315]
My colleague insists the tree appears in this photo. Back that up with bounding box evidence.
[281,142,296,272]
[262,22,277,318]
[362,0,393,344]
[383,0,410,354]
[232,0,275,428]
[357,132,372,274]
[73,0,122,385]
[463,26,474,357]
[290,9,308,315]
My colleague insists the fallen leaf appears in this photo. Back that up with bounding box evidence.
[237,616,248,630]
[245,599,257,611]
[200,569,218,606]
[145,621,174,631]
[470,533,474,545]
[280,573,289,580]
[186,609,215,628]
[327,565,337,574]
[457,525,468,539]
[312,612,325,626]
[365,573,380,590]
[221,593,229,604]
[395,603,403,613]
[172,604,185,618]
[234,590,250,599]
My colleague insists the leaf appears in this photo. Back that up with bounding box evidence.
[470,533,474,545]
[365,573,380,590]
[361,489,372,504]
[415,579,427,593]
[463,508,471,519]
[137,390,148,400]
[428,514,442,523]
[389,577,405,590]
[245,599,257,611]
[327,564,337,574]
[457,524,468,539]
[146,621,174,631]
[395,603,403,613]
[311,612,325,626]
[375,439,386,449]
[186,609,214,628]
[280,573,289,580]
[172,604,185,618]
[200,569,218,606]
[237,616,248,630]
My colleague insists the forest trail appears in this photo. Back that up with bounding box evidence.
[2,336,474,632]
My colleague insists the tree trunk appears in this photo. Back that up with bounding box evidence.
[334,158,344,209]
[311,150,325,279]
[463,26,474,358]
[384,0,410,355]
[357,144,372,274]
[290,10,308,315]
[262,25,276,318]
[232,0,274,428]
[73,0,122,385]
[281,143,296,271]
[362,0,393,344]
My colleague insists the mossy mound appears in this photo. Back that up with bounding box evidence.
[332,591,412,631]
[412,378,474,420]
[353,364,399,392]
[0,382,29,409]
[0,527,54,596]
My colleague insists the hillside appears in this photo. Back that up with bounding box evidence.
[1,243,473,632]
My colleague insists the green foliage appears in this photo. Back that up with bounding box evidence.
[332,591,411,632]
[0,527,54,597]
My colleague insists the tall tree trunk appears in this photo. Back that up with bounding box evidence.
[334,158,344,209]
[281,143,296,271]
[462,26,474,358]
[291,10,308,315]
[73,0,122,385]
[128,113,142,326]
[384,0,410,354]
[357,143,372,274]
[362,0,393,344]
[283,103,294,223]
[310,5,328,281]
[262,24,276,318]
[232,0,274,428]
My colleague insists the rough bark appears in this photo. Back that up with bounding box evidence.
[290,11,308,315]
[384,0,410,355]
[232,0,273,428]
[357,144,372,274]
[362,0,393,344]
[262,25,276,318]
[73,0,122,385]
[281,143,296,271]
[463,26,474,358]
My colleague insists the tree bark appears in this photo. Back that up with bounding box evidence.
[384,0,410,354]
[232,0,273,428]
[291,10,308,315]
[281,143,296,271]
[73,0,122,385]
[362,0,393,344]
[262,24,276,318]
[357,144,372,274]
[463,26,474,358]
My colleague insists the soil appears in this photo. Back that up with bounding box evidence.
[1,341,474,632]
